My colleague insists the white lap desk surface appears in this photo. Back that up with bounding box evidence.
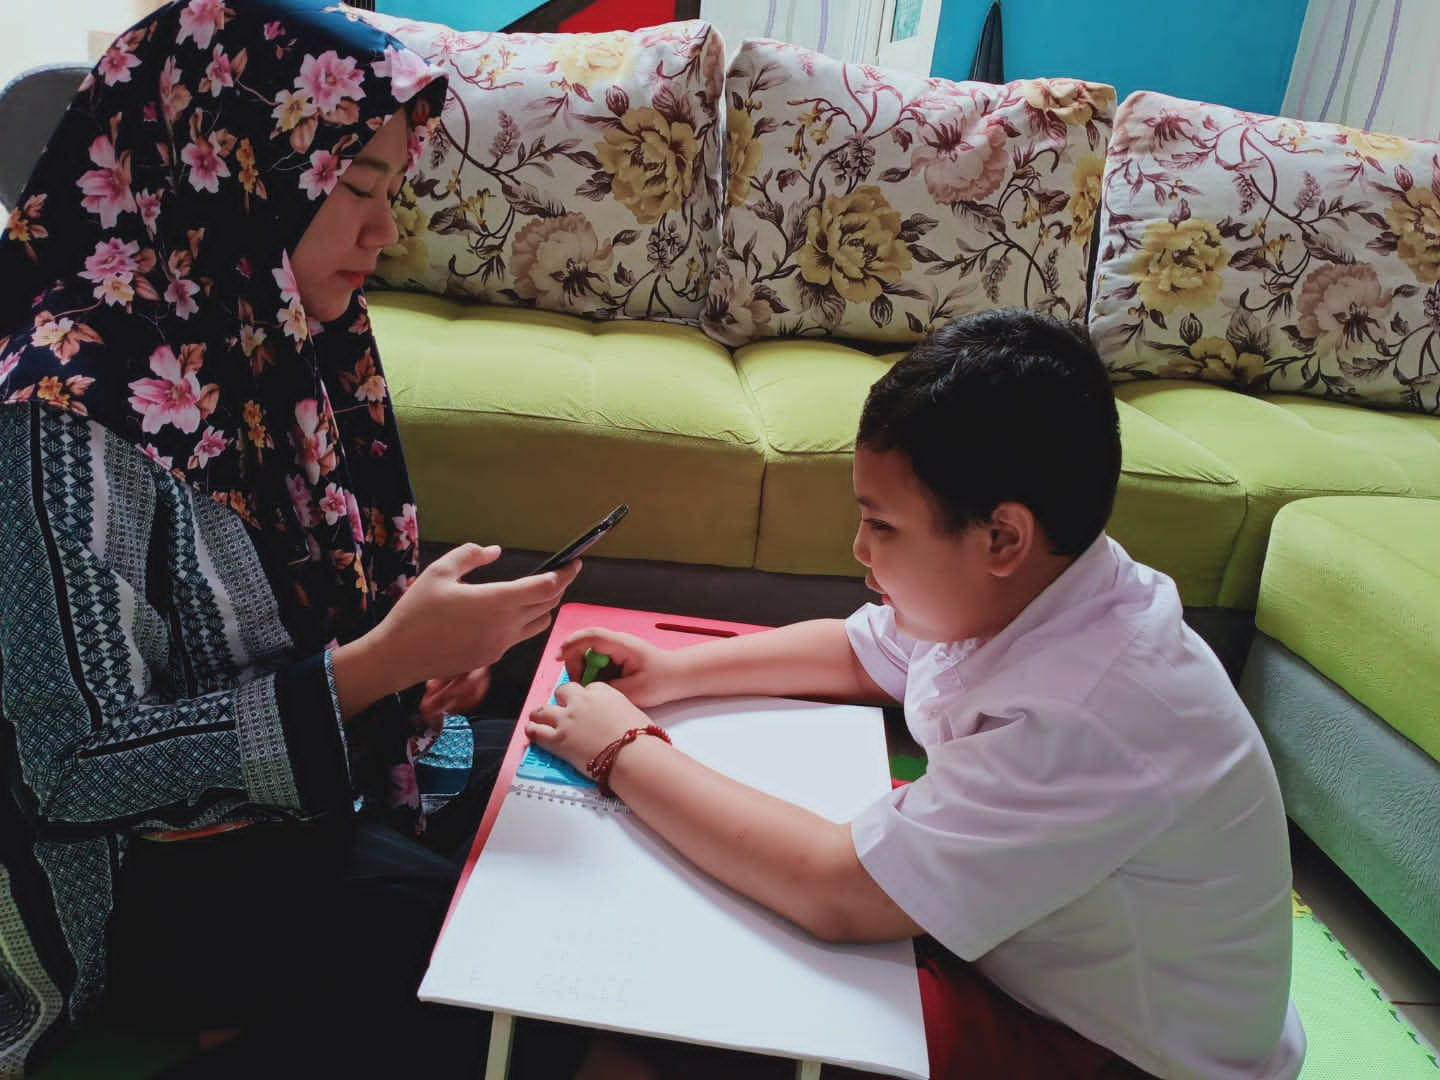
[419,695,929,1079]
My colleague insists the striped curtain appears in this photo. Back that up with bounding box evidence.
[1281,0,1440,138]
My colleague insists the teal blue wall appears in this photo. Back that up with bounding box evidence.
[932,0,1310,115]
[374,0,538,29]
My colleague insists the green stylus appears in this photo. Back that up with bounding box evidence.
[580,648,611,686]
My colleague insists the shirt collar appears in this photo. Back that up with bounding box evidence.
[938,533,1122,685]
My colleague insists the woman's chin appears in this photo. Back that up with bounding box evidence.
[309,294,353,324]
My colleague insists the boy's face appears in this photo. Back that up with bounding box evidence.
[852,445,1009,644]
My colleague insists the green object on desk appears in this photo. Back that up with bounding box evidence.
[580,648,610,686]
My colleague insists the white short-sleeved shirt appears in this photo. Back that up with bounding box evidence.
[848,536,1305,1080]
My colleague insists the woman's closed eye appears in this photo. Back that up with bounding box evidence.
[342,181,381,199]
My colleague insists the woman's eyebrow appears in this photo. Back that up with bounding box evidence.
[347,155,397,176]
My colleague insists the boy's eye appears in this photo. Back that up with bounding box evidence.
[864,519,893,533]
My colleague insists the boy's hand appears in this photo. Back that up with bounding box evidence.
[558,628,683,707]
[526,681,649,771]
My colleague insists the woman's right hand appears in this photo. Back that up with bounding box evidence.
[384,543,580,684]
[557,627,686,708]
[334,544,580,719]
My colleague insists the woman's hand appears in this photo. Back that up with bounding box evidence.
[557,628,687,707]
[333,543,580,721]
[525,681,650,773]
[418,665,492,730]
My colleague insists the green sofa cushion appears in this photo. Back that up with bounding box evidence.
[370,293,765,568]
[1109,399,1244,607]
[1116,381,1440,608]
[736,339,1250,603]
[370,298,1440,609]
[1256,496,1440,762]
[734,340,901,576]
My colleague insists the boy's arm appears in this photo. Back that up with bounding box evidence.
[565,619,893,707]
[611,736,924,943]
[527,682,924,945]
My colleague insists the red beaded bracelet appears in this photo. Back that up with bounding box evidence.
[585,724,671,797]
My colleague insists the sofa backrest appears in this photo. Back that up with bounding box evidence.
[350,10,728,324]
[1090,90,1440,415]
[703,39,1114,347]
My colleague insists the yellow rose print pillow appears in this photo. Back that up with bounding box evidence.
[349,12,726,322]
[1090,91,1440,414]
[703,39,1114,346]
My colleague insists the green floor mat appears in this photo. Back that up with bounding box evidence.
[27,897,1440,1079]
[1293,892,1439,1078]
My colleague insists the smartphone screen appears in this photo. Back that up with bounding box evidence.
[529,503,629,574]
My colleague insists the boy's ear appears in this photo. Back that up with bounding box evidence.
[985,502,1035,577]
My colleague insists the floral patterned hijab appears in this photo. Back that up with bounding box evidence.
[0,0,446,822]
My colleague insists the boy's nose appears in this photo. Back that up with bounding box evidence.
[852,528,869,566]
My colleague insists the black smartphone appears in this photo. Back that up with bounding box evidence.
[529,503,629,575]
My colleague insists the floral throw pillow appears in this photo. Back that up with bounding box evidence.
[348,11,726,322]
[1090,91,1440,414]
[703,39,1114,346]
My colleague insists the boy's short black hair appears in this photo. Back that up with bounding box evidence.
[856,307,1121,557]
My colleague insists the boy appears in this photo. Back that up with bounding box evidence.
[528,308,1305,1079]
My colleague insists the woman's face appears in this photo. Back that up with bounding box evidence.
[290,109,409,323]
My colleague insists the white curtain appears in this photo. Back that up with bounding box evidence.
[1281,0,1440,138]
[699,0,878,64]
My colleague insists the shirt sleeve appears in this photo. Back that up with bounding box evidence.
[844,603,913,702]
[0,407,352,831]
[850,694,1177,961]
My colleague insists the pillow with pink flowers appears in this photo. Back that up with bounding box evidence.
[1089,91,1440,414]
[703,39,1114,346]
[347,10,726,322]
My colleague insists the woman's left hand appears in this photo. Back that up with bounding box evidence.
[526,681,650,772]
[418,664,492,730]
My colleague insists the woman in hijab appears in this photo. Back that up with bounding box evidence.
[0,1,578,1074]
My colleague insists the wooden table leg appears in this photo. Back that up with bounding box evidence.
[485,1011,515,1079]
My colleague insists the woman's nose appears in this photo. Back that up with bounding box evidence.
[368,203,400,250]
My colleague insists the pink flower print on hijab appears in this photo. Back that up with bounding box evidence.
[98,41,141,87]
[299,148,343,200]
[80,238,140,284]
[205,45,238,96]
[135,189,162,231]
[274,251,301,305]
[292,398,336,484]
[296,50,366,115]
[344,490,365,543]
[181,131,232,193]
[177,0,230,50]
[286,473,321,528]
[159,57,192,124]
[319,481,349,525]
[128,344,210,433]
[189,425,228,468]
[392,502,418,553]
[80,236,149,307]
[372,47,436,105]
[78,136,136,228]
